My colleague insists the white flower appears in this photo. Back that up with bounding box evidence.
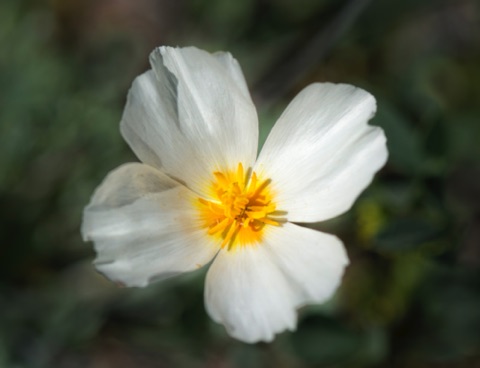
[82,46,388,343]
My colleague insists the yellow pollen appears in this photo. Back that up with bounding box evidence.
[197,163,282,250]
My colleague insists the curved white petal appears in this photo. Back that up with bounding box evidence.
[264,223,348,306]
[255,83,388,222]
[213,51,252,102]
[120,46,258,197]
[82,163,218,287]
[205,245,297,343]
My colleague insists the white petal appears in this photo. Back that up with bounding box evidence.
[82,163,218,287]
[264,223,348,306]
[205,245,297,343]
[213,51,252,102]
[120,46,259,197]
[255,83,388,222]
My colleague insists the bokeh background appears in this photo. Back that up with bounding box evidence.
[1,0,480,367]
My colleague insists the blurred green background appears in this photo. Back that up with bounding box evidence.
[1,0,480,367]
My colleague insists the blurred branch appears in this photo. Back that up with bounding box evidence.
[252,0,373,106]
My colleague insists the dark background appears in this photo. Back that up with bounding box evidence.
[1,0,480,367]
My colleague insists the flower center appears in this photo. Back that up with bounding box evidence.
[198,163,282,249]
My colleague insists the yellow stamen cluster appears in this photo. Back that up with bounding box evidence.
[198,163,281,249]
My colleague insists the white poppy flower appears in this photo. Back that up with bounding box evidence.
[82,46,388,343]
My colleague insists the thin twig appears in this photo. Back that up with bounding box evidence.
[252,0,373,106]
